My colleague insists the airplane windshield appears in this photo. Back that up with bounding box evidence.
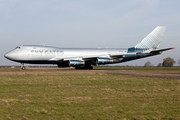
[16,47,21,49]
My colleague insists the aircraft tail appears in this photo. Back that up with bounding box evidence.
[135,26,166,49]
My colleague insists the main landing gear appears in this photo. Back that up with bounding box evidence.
[75,66,93,70]
[21,63,26,70]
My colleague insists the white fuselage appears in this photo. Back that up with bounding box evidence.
[4,45,129,64]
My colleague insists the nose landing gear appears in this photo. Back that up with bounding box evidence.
[21,63,26,70]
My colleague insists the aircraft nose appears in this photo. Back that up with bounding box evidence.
[4,53,9,59]
[4,52,16,60]
[4,53,11,59]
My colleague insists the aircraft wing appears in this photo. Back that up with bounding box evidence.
[50,53,136,61]
[81,53,137,61]
[108,53,137,58]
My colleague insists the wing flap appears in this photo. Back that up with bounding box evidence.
[109,53,136,58]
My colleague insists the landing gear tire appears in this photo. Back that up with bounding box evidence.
[21,63,26,70]
[84,65,93,70]
[22,66,26,70]
[88,66,93,70]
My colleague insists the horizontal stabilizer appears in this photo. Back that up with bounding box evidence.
[150,47,175,54]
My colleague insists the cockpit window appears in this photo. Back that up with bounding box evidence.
[16,47,21,49]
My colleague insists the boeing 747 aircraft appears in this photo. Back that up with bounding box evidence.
[4,26,174,70]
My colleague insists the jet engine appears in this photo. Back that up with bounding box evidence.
[97,58,112,64]
[69,60,85,66]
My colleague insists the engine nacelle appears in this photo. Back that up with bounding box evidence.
[69,60,85,66]
[97,58,112,64]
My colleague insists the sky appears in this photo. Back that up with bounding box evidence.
[0,0,180,66]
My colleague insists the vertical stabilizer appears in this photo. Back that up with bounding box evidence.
[135,26,166,49]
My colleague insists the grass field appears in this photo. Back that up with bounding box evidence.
[0,68,180,119]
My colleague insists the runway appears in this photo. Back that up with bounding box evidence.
[100,70,180,80]
[24,67,180,80]
[25,67,180,80]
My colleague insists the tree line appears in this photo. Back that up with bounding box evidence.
[144,57,177,67]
